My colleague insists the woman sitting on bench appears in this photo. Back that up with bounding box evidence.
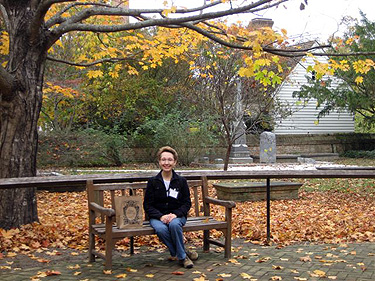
[143,146,198,268]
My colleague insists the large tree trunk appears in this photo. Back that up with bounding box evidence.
[0,1,47,229]
[0,85,41,228]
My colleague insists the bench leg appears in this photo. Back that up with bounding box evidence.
[130,237,134,255]
[104,217,115,270]
[104,238,113,270]
[88,229,96,262]
[224,225,232,258]
[224,231,231,259]
[203,230,210,252]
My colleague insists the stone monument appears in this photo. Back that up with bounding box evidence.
[259,131,276,163]
[229,79,253,164]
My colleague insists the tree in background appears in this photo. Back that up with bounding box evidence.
[293,12,375,131]
[190,23,290,170]
[40,27,217,167]
[39,31,88,132]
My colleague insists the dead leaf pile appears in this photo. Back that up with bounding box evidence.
[0,179,374,253]
[227,190,375,245]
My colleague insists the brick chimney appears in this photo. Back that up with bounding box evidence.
[249,18,274,29]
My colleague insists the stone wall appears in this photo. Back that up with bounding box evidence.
[247,133,375,156]
[126,133,375,163]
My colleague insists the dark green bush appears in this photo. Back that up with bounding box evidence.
[341,150,375,158]
[37,129,127,168]
[130,111,219,165]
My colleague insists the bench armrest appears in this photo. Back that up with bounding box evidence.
[89,202,116,217]
[205,196,236,209]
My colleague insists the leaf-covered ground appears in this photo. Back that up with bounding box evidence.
[1,177,374,255]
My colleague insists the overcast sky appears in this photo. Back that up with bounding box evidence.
[130,0,375,42]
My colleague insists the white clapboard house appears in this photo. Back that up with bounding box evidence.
[273,42,355,135]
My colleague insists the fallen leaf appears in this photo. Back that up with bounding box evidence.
[116,273,127,278]
[218,273,232,277]
[37,258,50,263]
[73,271,81,276]
[45,270,61,276]
[272,265,284,270]
[146,274,154,278]
[103,270,112,275]
[270,276,282,280]
[126,267,137,272]
[309,270,326,277]
[256,257,271,263]
[172,271,184,275]
[1,229,20,239]
[240,272,253,279]
[300,256,311,262]
[326,253,338,258]
[0,266,12,270]
[193,277,207,281]
[34,271,48,278]
[294,277,307,280]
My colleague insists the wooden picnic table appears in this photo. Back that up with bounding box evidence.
[1,168,375,242]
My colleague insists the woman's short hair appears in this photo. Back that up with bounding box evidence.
[157,146,178,161]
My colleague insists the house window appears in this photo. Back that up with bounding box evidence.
[311,70,316,81]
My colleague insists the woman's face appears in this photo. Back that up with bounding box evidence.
[159,151,176,173]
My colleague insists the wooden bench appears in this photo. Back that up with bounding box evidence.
[86,176,236,269]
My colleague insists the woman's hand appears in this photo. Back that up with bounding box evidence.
[160,213,177,224]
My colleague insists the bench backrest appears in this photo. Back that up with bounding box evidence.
[86,178,208,224]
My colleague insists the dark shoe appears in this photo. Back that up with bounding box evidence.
[179,256,194,268]
[186,250,198,261]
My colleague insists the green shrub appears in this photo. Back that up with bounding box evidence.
[341,150,375,158]
[130,111,219,165]
[37,129,127,168]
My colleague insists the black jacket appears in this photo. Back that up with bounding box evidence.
[143,170,191,220]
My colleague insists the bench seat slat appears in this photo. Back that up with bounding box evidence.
[92,217,228,238]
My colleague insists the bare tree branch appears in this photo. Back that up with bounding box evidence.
[49,0,285,37]
[46,55,136,67]
[46,1,112,28]
[30,1,74,44]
